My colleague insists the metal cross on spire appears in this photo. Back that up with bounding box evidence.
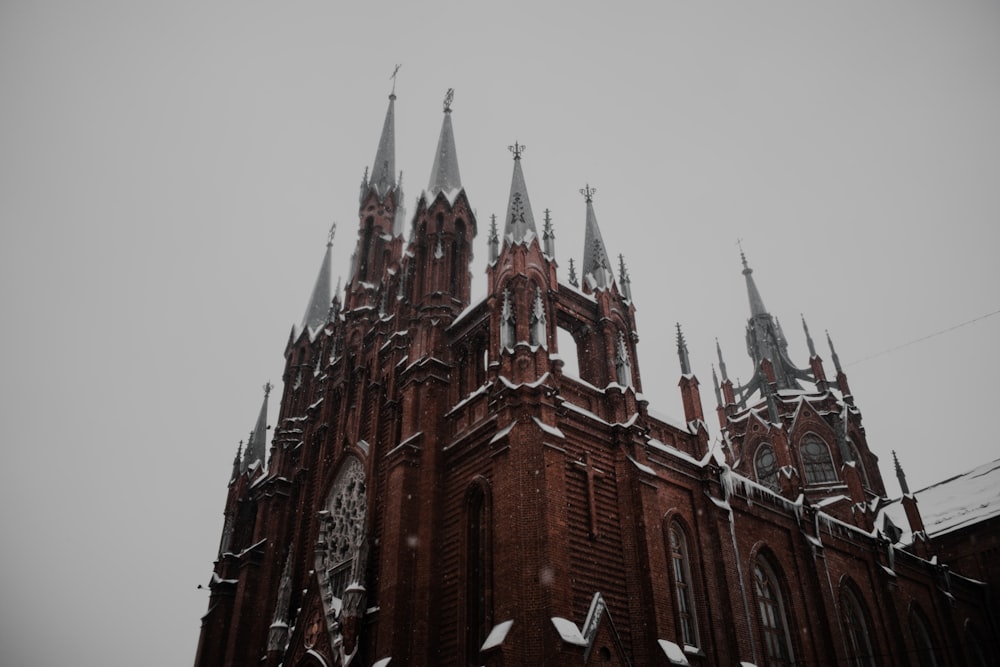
[443,88,454,113]
[508,141,526,160]
[327,221,337,247]
[389,64,401,95]
[580,184,597,203]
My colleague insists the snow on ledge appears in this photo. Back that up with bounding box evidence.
[480,619,514,651]
[658,639,690,666]
[372,658,392,667]
[532,417,565,439]
[551,617,587,646]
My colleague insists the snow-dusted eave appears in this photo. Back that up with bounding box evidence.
[498,372,552,390]
[559,280,597,302]
[448,294,489,330]
[445,382,492,416]
[420,186,466,208]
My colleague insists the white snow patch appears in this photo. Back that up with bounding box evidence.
[658,639,690,666]
[480,619,514,651]
[532,417,565,439]
[550,617,587,646]
[490,421,517,445]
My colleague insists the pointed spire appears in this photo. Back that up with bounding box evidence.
[503,142,537,244]
[580,185,613,290]
[740,246,768,318]
[368,88,397,198]
[893,450,911,495]
[716,338,729,382]
[230,441,243,483]
[542,208,555,257]
[392,170,407,237]
[802,314,817,357]
[618,254,632,301]
[427,88,462,197]
[711,365,723,405]
[676,323,692,375]
[488,214,499,263]
[241,382,272,471]
[567,258,579,287]
[826,330,843,374]
[300,227,335,333]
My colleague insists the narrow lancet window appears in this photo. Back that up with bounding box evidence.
[753,559,795,667]
[841,587,875,667]
[669,524,699,647]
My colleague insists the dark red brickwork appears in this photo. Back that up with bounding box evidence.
[195,98,998,667]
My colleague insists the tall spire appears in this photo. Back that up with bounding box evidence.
[893,450,911,495]
[580,185,613,291]
[241,382,272,471]
[740,247,768,318]
[301,226,335,334]
[676,323,692,375]
[427,88,462,197]
[826,330,843,374]
[503,142,537,244]
[368,88,397,198]
[802,314,817,357]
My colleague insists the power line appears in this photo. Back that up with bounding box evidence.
[846,308,1000,367]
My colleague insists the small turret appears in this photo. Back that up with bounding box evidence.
[826,330,852,398]
[300,228,335,336]
[618,254,632,301]
[542,208,555,258]
[240,382,272,473]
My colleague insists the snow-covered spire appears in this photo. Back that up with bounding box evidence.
[301,226,335,333]
[503,142,537,244]
[241,382,272,471]
[802,314,817,357]
[427,88,462,197]
[893,450,911,495]
[367,90,397,199]
[580,185,613,291]
[676,323,691,375]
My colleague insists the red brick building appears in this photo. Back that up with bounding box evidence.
[194,90,998,667]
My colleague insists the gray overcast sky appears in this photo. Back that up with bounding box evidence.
[1,1,998,665]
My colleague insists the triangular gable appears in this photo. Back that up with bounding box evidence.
[581,593,631,667]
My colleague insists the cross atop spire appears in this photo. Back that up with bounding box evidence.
[509,141,525,160]
[389,63,401,96]
[580,184,597,203]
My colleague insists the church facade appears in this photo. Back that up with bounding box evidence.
[194,90,997,667]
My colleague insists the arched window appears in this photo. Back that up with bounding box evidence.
[465,484,492,665]
[753,558,795,667]
[841,586,875,667]
[755,444,781,493]
[529,287,546,348]
[847,441,871,488]
[801,435,837,484]
[500,289,515,350]
[669,523,699,647]
[909,607,940,667]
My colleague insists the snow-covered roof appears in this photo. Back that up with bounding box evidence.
[879,458,1000,542]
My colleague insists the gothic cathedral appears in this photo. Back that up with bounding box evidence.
[194,90,996,667]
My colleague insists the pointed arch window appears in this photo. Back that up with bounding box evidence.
[669,523,699,647]
[847,441,871,488]
[909,608,940,667]
[841,586,875,667]
[753,558,795,667]
[755,444,781,493]
[316,457,368,603]
[801,435,837,484]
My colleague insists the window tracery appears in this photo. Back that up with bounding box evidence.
[801,435,837,484]
[755,444,781,493]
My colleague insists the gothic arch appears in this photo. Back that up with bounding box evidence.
[662,513,700,648]
[908,603,940,667]
[749,548,797,667]
[800,433,837,484]
[838,578,876,667]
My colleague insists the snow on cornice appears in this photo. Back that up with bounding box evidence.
[498,372,552,390]
[420,187,465,207]
[446,382,492,416]
[532,417,565,439]
[490,421,517,445]
[448,294,488,329]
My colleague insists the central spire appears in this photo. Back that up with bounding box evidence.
[368,91,397,198]
[503,141,537,244]
[741,247,768,318]
[427,88,462,197]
